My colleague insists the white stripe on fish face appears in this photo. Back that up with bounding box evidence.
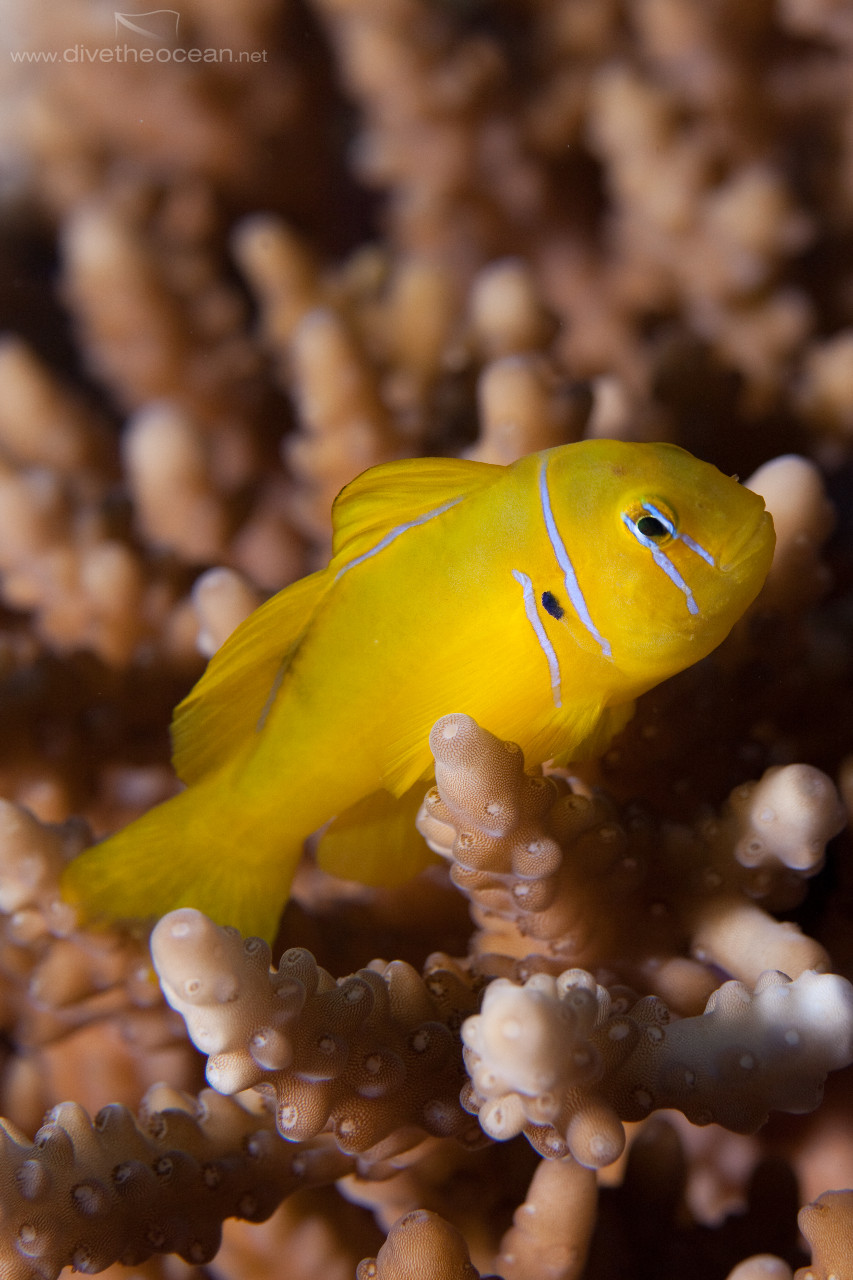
[512,569,562,707]
[334,497,464,581]
[640,502,715,566]
[621,512,699,616]
[538,461,613,659]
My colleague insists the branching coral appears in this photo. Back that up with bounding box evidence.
[727,1189,853,1280]
[745,456,836,615]
[189,565,263,659]
[0,338,153,668]
[726,1258,795,1280]
[0,801,195,1135]
[151,908,481,1164]
[1,0,853,1275]
[0,1084,353,1278]
[460,968,853,1167]
[280,305,402,545]
[417,714,843,1001]
[495,1153,598,1280]
[466,354,583,466]
[795,1189,853,1280]
[356,1209,486,1280]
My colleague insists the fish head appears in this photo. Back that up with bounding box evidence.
[544,440,775,684]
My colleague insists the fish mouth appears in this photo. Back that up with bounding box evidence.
[718,505,774,573]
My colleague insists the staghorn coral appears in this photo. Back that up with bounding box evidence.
[212,1187,383,1280]
[739,1189,853,1280]
[356,1209,486,1280]
[465,354,586,466]
[0,1083,354,1278]
[496,1153,598,1280]
[150,908,481,1163]
[795,1190,853,1280]
[745,456,836,615]
[417,714,843,1001]
[0,800,195,1136]
[0,338,154,669]
[1,0,853,1274]
[189,566,264,659]
[0,336,110,477]
[460,968,853,1167]
[726,1259,795,1280]
[279,304,402,546]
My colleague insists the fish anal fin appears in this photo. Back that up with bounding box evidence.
[316,783,439,886]
[172,568,331,785]
[331,456,503,566]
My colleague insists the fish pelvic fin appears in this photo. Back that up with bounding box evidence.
[316,782,439,885]
[61,779,298,943]
[172,567,332,786]
[548,698,637,767]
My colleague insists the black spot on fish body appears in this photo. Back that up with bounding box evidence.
[541,591,564,619]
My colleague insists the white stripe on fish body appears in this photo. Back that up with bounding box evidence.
[256,660,287,732]
[257,496,467,731]
[511,569,562,708]
[537,460,613,659]
[334,497,464,581]
[622,512,700,616]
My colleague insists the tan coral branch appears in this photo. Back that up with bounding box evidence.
[0,1085,353,1278]
[151,909,482,1165]
[461,967,853,1164]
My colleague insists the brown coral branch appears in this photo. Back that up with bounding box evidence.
[356,1209,489,1280]
[417,714,843,1000]
[460,967,853,1166]
[0,1084,354,1278]
[795,1189,853,1280]
[495,1154,597,1280]
[151,909,483,1166]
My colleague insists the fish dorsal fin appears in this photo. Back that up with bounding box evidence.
[171,568,331,785]
[330,456,504,567]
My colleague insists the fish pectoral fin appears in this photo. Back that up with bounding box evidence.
[331,456,504,565]
[172,567,332,785]
[374,633,582,798]
[315,783,439,886]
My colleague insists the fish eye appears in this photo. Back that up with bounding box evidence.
[636,515,669,541]
[623,500,677,545]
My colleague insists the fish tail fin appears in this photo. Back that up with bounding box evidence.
[61,778,297,943]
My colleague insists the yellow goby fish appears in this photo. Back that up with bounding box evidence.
[62,441,775,941]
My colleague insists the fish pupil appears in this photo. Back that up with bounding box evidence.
[541,591,564,619]
[636,515,669,541]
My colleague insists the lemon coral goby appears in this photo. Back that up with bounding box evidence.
[61,441,775,942]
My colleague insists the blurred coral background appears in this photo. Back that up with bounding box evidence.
[1,1,853,1277]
